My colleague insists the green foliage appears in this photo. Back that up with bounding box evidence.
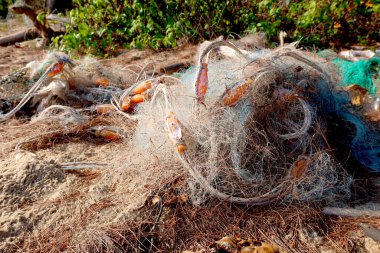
[56,0,379,55]
[251,0,379,47]
[55,0,183,55]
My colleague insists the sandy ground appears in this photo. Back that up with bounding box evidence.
[0,17,44,76]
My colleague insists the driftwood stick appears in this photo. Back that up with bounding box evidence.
[0,28,39,47]
[160,62,191,74]
[323,207,380,217]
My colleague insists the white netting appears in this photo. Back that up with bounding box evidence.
[0,40,353,206]
[129,41,352,205]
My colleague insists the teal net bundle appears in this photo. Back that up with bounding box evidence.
[318,49,379,95]
[333,57,380,94]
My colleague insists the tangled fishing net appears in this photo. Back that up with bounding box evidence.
[4,40,375,208]
[2,37,380,252]
[128,41,355,206]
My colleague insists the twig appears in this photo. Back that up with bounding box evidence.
[323,207,380,218]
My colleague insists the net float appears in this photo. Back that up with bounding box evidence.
[166,112,187,155]
[132,80,153,94]
[121,94,149,112]
[96,129,121,141]
[195,63,208,103]
[291,158,308,180]
[95,77,110,87]
[96,104,115,115]
[38,54,74,78]
[222,78,253,106]
[176,143,187,154]
[121,97,132,111]
[131,94,146,104]
[48,62,65,77]
[166,111,183,143]
[89,126,122,141]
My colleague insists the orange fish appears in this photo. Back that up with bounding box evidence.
[48,62,65,77]
[222,78,253,106]
[195,63,208,103]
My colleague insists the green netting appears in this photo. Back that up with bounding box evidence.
[332,57,380,95]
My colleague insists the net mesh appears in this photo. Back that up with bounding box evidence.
[3,39,379,252]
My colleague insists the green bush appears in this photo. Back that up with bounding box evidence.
[55,0,379,55]
[251,0,379,47]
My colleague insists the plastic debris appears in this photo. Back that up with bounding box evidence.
[339,50,375,62]
[27,52,74,80]
[32,79,68,112]
[0,53,74,123]
[121,94,149,112]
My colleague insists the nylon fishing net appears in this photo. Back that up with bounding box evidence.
[131,41,353,205]
[3,38,379,252]
[1,39,367,207]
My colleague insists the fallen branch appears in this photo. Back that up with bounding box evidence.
[323,207,380,217]
[0,28,39,47]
